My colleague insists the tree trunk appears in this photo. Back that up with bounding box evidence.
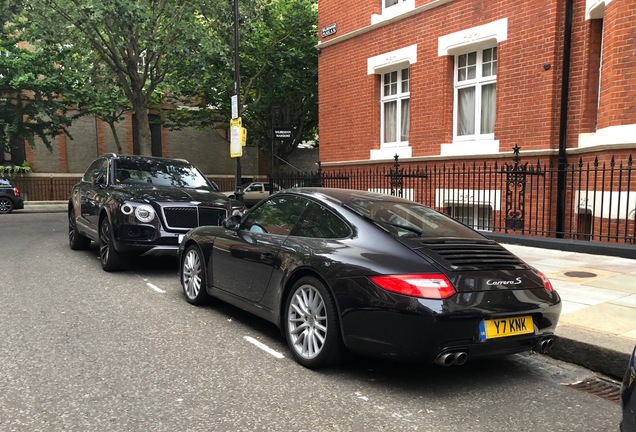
[108,121,123,154]
[133,100,152,156]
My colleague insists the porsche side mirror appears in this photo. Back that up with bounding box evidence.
[223,215,242,231]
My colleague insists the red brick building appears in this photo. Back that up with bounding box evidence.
[316,0,636,241]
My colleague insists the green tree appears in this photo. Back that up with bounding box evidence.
[166,0,318,164]
[0,1,80,154]
[31,0,206,156]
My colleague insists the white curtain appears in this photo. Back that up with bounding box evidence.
[457,87,475,136]
[401,99,410,141]
[384,101,397,143]
[481,83,496,134]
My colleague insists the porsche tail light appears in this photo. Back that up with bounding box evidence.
[535,270,554,291]
[369,274,456,299]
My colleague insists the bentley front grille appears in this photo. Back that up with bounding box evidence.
[162,206,227,230]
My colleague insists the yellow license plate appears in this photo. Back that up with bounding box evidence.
[479,315,534,340]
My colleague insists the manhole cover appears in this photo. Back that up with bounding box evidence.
[564,271,597,278]
[566,377,621,403]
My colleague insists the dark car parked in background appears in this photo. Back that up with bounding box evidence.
[622,344,636,431]
[0,178,24,214]
[68,154,243,271]
[179,188,561,369]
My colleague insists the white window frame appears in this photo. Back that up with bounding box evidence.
[372,0,415,24]
[368,45,417,160]
[381,67,410,148]
[438,19,507,156]
[453,45,497,143]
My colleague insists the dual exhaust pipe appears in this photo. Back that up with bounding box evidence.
[534,337,554,354]
[434,351,468,367]
[434,337,555,367]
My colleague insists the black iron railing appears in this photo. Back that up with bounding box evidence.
[272,149,636,244]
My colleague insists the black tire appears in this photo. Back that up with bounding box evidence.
[284,276,342,369]
[68,209,91,250]
[99,217,128,272]
[180,245,210,305]
[0,197,14,214]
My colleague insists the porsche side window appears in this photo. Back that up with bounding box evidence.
[291,202,351,239]
[242,195,309,235]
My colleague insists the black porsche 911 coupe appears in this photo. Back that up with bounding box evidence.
[178,188,561,369]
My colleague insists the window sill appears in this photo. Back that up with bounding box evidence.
[440,140,499,156]
[370,145,412,160]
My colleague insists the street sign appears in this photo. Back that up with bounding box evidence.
[230,117,242,128]
[230,125,242,157]
[273,127,293,141]
[231,95,239,119]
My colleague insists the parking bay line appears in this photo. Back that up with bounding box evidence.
[243,336,285,359]
[145,281,165,293]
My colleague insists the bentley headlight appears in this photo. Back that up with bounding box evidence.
[135,204,156,223]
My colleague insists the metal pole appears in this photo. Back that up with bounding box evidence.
[233,0,244,202]
[556,0,573,237]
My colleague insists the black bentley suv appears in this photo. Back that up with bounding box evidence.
[68,154,243,271]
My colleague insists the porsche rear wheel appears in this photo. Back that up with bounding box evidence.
[284,277,342,368]
[99,218,128,272]
[181,245,210,305]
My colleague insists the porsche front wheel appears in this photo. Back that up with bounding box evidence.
[181,245,210,305]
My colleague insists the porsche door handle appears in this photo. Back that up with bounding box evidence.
[260,252,275,264]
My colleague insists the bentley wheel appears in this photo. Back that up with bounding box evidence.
[0,198,14,214]
[284,276,342,368]
[99,218,128,272]
[181,245,210,305]
[68,209,91,250]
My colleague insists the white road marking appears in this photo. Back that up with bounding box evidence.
[140,277,165,294]
[146,282,165,293]
[243,336,285,359]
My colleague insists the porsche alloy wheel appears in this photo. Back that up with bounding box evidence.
[181,245,209,305]
[99,218,128,272]
[284,277,342,368]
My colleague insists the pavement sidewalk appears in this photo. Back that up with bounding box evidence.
[16,201,636,379]
[504,243,635,379]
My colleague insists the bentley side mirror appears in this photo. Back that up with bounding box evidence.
[93,172,106,187]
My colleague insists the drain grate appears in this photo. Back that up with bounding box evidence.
[566,377,621,404]
[564,271,597,278]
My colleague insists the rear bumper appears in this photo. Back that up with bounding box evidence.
[331,277,561,363]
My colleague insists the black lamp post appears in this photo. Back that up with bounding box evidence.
[232,0,244,202]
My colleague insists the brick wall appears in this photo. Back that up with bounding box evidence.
[597,0,636,129]
[24,113,263,177]
[318,0,636,164]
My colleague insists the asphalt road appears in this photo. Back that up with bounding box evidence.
[0,213,623,431]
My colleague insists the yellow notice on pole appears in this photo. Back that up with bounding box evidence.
[230,117,242,128]
[230,125,242,157]
[240,127,247,146]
